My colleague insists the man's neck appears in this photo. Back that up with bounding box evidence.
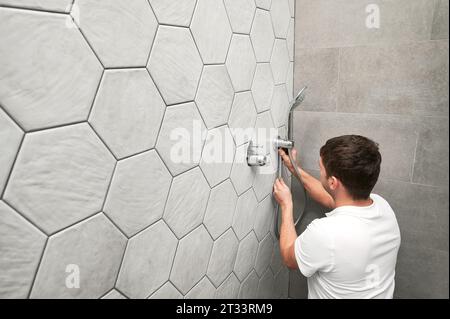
[334,196,373,208]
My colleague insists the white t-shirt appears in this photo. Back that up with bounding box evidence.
[294,193,401,299]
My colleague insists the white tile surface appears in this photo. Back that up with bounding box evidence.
[251,9,275,62]
[207,229,239,286]
[149,0,197,26]
[224,0,256,34]
[251,63,275,113]
[226,35,257,92]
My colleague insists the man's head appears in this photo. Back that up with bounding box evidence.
[318,135,382,200]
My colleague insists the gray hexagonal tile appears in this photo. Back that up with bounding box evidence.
[271,84,290,128]
[287,18,294,61]
[104,150,171,237]
[191,0,232,64]
[288,0,295,17]
[251,63,275,113]
[185,277,215,299]
[0,8,102,131]
[270,39,290,85]
[234,231,258,281]
[228,92,258,146]
[257,268,275,299]
[148,26,203,105]
[149,0,197,27]
[238,270,259,299]
[274,267,289,298]
[255,0,271,10]
[270,241,284,275]
[255,234,274,276]
[163,167,210,238]
[286,61,294,101]
[226,35,257,92]
[254,195,275,240]
[102,289,126,299]
[0,201,46,298]
[75,0,157,68]
[89,69,165,159]
[0,109,23,195]
[0,0,72,12]
[230,143,257,195]
[215,273,240,299]
[196,65,234,129]
[156,102,207,176]
[207,229,239,287]
[170,225,213,294]
[224,0,256,34]
[4,124,115,234]
[250,9,275,63]
[270,0,291,38]
[116,220,177,298]
[149,281,183,299]
[30,213,127,298]
[232,188,258,240]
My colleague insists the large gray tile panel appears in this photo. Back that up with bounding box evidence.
[431,0,449,40]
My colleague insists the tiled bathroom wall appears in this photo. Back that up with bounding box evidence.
[291,0,449,298]
[0,0,295,298]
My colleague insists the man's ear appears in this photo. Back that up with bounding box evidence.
[328,176,339,191]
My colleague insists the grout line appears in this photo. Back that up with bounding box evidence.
[86,69,105,122]
[409,131,420,184]
[0,4,69,15]
[27,236,48,299]
[0,132,25,200]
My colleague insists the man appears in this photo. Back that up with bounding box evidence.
[273,135,401,299]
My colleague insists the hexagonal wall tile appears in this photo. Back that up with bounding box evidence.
[170,225,213,294]
[270,0,291,38]
[200,126,235,187]
[75,0,157,68]
[163,167,210,238]
[287,18,294,61]
[191,0,232,64]
[270,242,284,275]
[30,213,127,298]
[196,65,234,129]
[0,109,23,195]
[89,69,165,159]
[288,0,295,17]
[149,282,183,299]
[156,102,206,176]
[250,9,275,63]
[232,188,258,240]
[0,0,72,12]
[0,8,102,131]
[215,273,240,299]
[226,35,257,92]
[116,220,178,299]
[104,150,172,237]
[271,84,290,128]
[224,0,256,34]
[4,124,115,234]
[255,0,272,10]
[228,92,257,146]
[238,270,259,299]
[254,195,275,241]
[148,26,203,105]
[251,63,275,113]
[271,39,290,85]
[203,180,238,240]
[286,62,294,101]
[234,231,258,281]
[185,277,216,299]
[102,289,126,299]
[207,229,239,287]
[230,143,257,195]
[0,201,46,298]
[149,0,197,27]
[255,234,274,276]
[257,268,275,299]
[274,266,289,298]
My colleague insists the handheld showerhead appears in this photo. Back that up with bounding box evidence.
[290,86,308,111]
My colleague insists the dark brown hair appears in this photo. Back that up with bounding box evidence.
[319,135,382,200]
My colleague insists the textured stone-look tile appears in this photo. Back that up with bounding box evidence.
[234,231,259,280]
[163,168,210,238]
[4,124,115,234]
[0,9,102,131]
[0,0,71,12]
[156,102,206,176]
[116,221,177,299]
[76,0,157,68]
[271,84,289,128]
[238,270,259,299]
[226,35,257,92]
[232,189,258,240]
[185,277,216,299]
[196,65,234,129]
[270,0,291,38]
[274,267,289,298]
[30,214,126,298]
[230,143,257,195]
[200,126,235,187]
[0,109,22,195]
[89,69,165,159]
[287,18,294,61]
[102,289,126,299]
[286,62,293,101]
[255,234,274,276]
[294,47,339,112]
[257,268,275,299]
[203,180,238,240]
[255,0,271,10]
[270,39,290,85]
[170,225,213,294]
[252,64,275,113]
[338,41,449,117]
[148,26,203,105]
[293,112,418,182]
[432,0,449,40]
[228,92,257,145]
[288,269,308,299]
[215,273,240,299]
[104,151,171,236]
[0,201,46,298]
[149,282,183,299]
[207,229,239,287]
[270,242,283,275]
[254,195,274,241]
[224,0,256,34]
[149,0,196,27]
[191,0,232,64]
[288,0,294,17]
[250,9,275,63]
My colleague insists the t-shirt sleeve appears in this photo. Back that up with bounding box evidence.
[294,219,334,277]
